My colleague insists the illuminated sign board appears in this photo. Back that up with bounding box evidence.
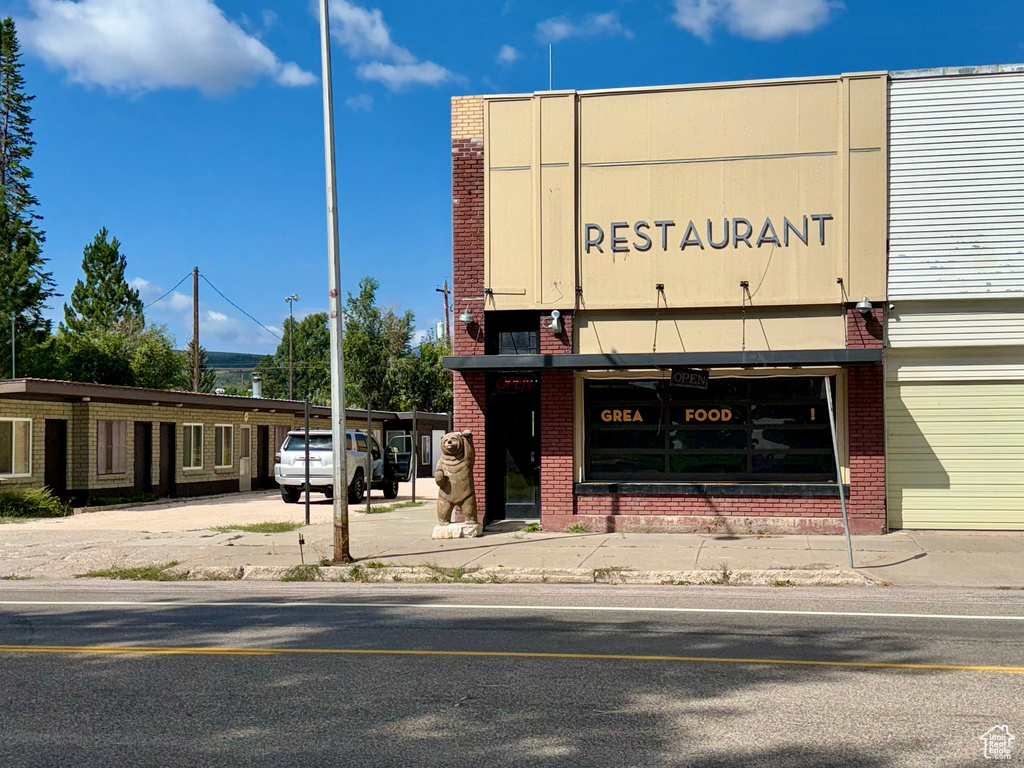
[494,373,538,393]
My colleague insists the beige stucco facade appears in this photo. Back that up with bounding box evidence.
[482,73,888,353]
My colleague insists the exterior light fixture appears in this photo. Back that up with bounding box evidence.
[855,297,873,314]
[459,307,475,325]
[549,309,562,334]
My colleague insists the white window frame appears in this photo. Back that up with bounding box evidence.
[96,420,128,476]
[0,418,32,478]
[214,424,234,469]
[420,435,430,465]
[183,423,204,470]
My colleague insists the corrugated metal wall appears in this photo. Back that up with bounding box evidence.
[890,73,1024,300]
[887,381,1024,530]
[888,301,1024,347]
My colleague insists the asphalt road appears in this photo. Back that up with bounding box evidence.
[0,582,1021,767]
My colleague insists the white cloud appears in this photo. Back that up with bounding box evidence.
[357,61,456,91]
[21,0,316,95]
[496,44,520,65]
[672,0,843,42]
[344,93,374,111]
[207,310,229,322]
[328,0,457,91]
[536,11,633,43]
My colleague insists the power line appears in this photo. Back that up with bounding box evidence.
[199,274,282,341]
[144,272,192,309]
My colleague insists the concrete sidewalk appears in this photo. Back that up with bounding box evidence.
[1,490,1023,587]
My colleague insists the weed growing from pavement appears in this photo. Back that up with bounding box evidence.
[423,563,480,583]
[212,521,304,534]
[715,562,733,585]
[521,522,542,533]
[769,578,797,587]
[281,564,322,582]
[566,523,590,534]
[365,501,421,515]
[364,560,388,569]
[78,562,186,581]
[631,523,654,534]
[0,574,31,580]
[593,565,630,583]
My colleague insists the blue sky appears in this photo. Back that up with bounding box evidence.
[7,0,1024,353]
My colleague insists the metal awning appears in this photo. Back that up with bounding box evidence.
[443,348,882,371]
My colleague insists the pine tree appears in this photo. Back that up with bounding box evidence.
[63,228,144,334]
[183,337,217,393]
[0,17,38,217]
[0,194,54,376]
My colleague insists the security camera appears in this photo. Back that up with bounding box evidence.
[888,302,896,311]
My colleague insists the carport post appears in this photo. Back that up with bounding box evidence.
[304,396,311,526]
[824,378,854,568]
[411,411,417,503]
[366,407,372,515]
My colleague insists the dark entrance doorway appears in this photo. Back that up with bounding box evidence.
[158,422,177,498]
[256,425,271,489]
[134,422,153,494]
[44,420,68,499]
[487,373,541,521]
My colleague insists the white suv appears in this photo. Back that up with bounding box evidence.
[275,429,399,504]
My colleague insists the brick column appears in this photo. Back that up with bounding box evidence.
[451,96,486,521]
[539,310,574,527]
[846,305,886,534]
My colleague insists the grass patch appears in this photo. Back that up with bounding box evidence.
[593,565,631,583]
[78,562,185,581]
[0,574,31,580]
[365,501,421,515]
[566,523,590,534]
[521,522,542,533]
[769,578,797,588]
[364,560,388,569]
[0,488,72,518]
[714,562,732,585]
[211,521,304,534]
[422,562,480,583]
[281,564,323,582]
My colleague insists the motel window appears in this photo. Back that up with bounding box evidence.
[584,377,836,483]
[0,418,32,477]
[215,425,233,468]
[421,435,430,465]
[96,420,127,476]
[183,424,204,470]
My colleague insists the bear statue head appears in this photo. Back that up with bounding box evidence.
[440,431,469,459]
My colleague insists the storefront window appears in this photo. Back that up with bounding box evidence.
[584,377,836,483]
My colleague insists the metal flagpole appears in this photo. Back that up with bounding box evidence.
[366,406,372,515]
[304,395,311,526]
[824,378,854,568]
[318,0,351,563]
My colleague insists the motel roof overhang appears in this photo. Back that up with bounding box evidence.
[0,379,448,423]
[443,348,883,372]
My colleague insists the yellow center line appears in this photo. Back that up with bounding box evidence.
[0,645,1022,673]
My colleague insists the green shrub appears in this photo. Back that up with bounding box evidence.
[85,492,158,507]
[0,487,72,518]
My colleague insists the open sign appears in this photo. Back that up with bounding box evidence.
[495,373,538,393]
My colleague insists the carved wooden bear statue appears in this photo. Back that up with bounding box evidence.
[434,430,477,525]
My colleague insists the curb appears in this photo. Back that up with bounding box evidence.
[173,564,873,587]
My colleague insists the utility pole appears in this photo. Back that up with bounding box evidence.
[435,280,451,345]
[319,0,351,563]
[192,266,200,392]
[285,294,299,400]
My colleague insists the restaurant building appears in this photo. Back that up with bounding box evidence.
[447,72,888,534]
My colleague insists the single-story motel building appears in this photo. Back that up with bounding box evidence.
[0,378,449,505]
[445,64,1024,534]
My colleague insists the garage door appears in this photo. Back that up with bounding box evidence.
[887,381,1024,530]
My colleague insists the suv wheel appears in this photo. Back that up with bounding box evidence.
[382,478,399,499]
[281,486,300,504]
[347,470,364,504]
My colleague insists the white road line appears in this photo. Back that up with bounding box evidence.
[0,600,1022,621]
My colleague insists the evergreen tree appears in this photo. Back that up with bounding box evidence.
[63,228,144,334]
[0,17,38,217]
[182,337,217,393]
[0,194,54,376]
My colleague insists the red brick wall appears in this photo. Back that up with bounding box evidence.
[453,372,486,521]
[452,137,484,357]
[846,362,885,534]
[847,306,884,349]
[539,310,573,354]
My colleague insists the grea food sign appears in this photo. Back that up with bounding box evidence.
[583,214,833,254]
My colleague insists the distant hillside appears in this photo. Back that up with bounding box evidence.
[205,351,267,391]
[206,351,266,370]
